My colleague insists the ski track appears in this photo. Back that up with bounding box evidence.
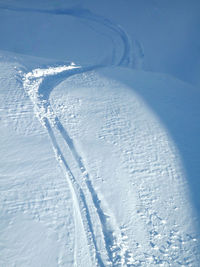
[23,64,135,266]
[3,3,144,266]
[42,116,105,267]
[0,4,139,67]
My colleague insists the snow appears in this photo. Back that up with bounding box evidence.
[0,1,200,266]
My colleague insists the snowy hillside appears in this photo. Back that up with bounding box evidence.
[0,1,200,266]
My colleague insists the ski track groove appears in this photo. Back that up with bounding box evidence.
[49,109,133,266]
[23,64,135,266]
[43,116,105,267]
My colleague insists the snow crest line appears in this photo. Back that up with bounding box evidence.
[0,4,144,67]
[23,64,135,266]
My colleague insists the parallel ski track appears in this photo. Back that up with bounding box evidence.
[23,64,134,266]
[23,65,104,267]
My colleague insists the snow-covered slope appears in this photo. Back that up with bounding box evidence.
[1,54,199,266]
[0,1,200,266]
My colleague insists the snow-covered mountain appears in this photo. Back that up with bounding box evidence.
[0,1,200,266]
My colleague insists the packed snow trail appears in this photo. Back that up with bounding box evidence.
[23,65,135,266]
[52,115,132,265]
[24,65,107,267]
[42,117,105,267]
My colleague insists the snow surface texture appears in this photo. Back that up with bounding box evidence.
[0,1,200,266]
